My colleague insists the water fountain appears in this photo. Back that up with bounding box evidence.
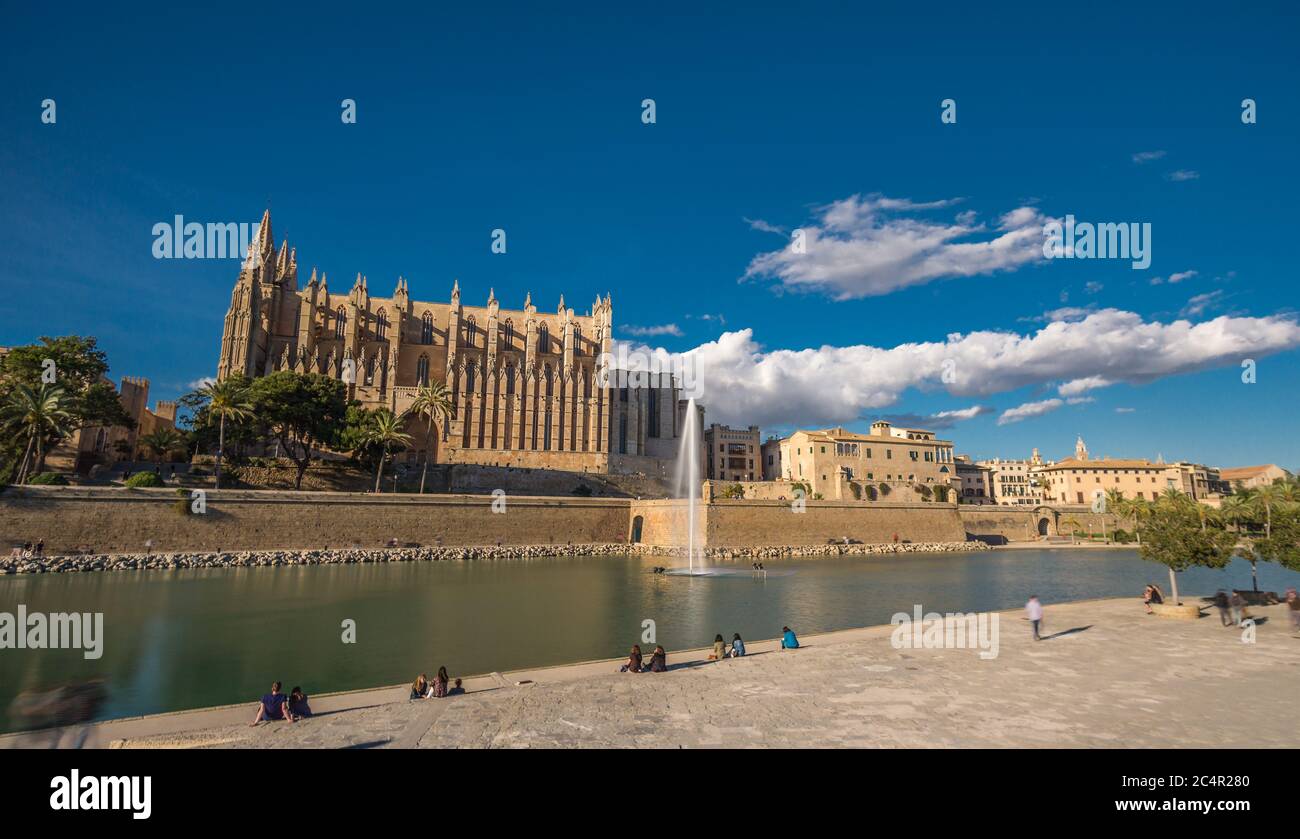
[672,396,702,574]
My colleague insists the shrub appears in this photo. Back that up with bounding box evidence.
[125,471,164,488]
[1113,528,1134,543]
[28,472,69,485]
[720,483,745,499]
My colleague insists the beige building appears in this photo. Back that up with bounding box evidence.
[977,448,1051,506]
[704,424,760,481]
[1037,437,1224,505]
[1219,464,1293,490]
[216,210,686,473]
[761,436,783,481]
[47,376,178,473]
[954,455,995,504]
[778,420,955,498]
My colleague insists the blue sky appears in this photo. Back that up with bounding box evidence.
[1,2,1297,469]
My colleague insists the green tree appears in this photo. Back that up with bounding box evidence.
[407,382,453,494]
[138,428,186,466]
[1139,495,1236,606]
[197,377,254,489]
[2,383,76,483]
[0,336,135,476]
[247,372,349,490]
[356,409,412,492]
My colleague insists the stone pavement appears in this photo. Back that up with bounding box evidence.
[42,597,1300,749]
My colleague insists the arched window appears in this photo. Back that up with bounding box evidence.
[544,364,553,396]
[416,354,430,386]
[466,364,476,394]
[505,364,515,395]
[420,312,433,345]
[573,325,582,356]
[503,319,514,349]
[538,323,550,354]
[463,315,476,348]
[334,307,347,339]
[375,309,388,341]
[365,356,375,385]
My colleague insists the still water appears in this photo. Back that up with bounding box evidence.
[2,548,1296,732]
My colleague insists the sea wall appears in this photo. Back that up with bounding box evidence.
[4,487,1111,558]
[0,487,630,554]
[957,505,1123,544]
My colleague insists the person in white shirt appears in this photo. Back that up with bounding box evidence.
[1026,596,1044,641]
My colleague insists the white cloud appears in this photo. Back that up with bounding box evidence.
[1115,407,1136,413]
[1132,150,1167,164]
[998,399,1064,425]
[621,308,1300,428]
[1150,269,1198,286]
[742,193,1052,300]
[187,376,217,390]
[621,323,683,337]
[1181,290,1224,317]
[1058,376,1111,397]
[1166,170,1200,182]
[880,405,994,429]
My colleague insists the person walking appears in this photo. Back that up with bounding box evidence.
[1213,590,1232,626]
[1026,595,1044,641]
[1286,587,1299,636]
[1229,592,1247,627]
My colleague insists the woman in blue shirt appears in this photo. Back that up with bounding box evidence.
[780,626,800,649]
[729,633,746,657]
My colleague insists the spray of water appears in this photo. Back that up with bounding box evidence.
[673,397,701,573]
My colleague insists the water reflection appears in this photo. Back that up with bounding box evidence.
[2,549,1296,732]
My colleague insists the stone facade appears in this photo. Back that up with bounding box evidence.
[1037,437,1226,504]
[215,210,683,473]
[46,376,177,473]
[976,448,1051,506]
[953,455,994,504]
[1218,464,1293,491]
[703,423,760,481]
[778,420,956,497]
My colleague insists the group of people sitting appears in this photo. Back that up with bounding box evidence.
[708,633,747,659]
[410,667,463,700]
[622,626,801,673]
[250,682,312,725]
[619,644,668,673]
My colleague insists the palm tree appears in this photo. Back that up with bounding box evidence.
[2,383,75,484]
[1248,482,1288,539]
[200,378,254,490]
[138,428,185,466]
[406,382,453,493]
[360,409,413,493]
[1219,494,1255,536]
[1062,515,1083,544]
[1102,488,1125,541]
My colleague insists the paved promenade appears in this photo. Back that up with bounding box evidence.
[10,596,1299,749]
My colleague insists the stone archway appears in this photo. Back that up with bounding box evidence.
[1037,517,1050,537]
[630,515,644,544]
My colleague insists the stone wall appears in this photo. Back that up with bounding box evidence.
[0,487,630,554]
[4,487,1115,557]
[958,505,1123,544]
[703,500,967,546]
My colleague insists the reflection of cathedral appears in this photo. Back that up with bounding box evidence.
[216,211,686,472]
